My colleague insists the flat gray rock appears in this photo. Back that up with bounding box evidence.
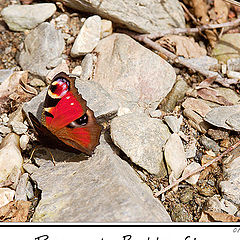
[23,76,119,122]
[59,0,185,33]
[31,137,171,222]
[93,33,176,110]
[164,133,187,178]
[220,156,240,205]
[204,105,240,131]
[111,113,170,176]
[19,22,65,78]
[1,3,56,31]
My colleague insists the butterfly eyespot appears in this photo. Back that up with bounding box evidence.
[66,113,88,128]
[49,78,70,98]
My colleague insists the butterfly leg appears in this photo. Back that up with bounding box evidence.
[27,146,56,166]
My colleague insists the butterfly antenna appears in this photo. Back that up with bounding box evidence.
[27,146,55,166]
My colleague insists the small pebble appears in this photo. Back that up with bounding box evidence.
[1,113,7,119]
[0,188,15,208]
[0,126,11,136]
[20,134,30,150]
[11,121,28,135]
[207,129,229,141]
[7,166,21,190]
[164,115,182,133]
[182,162,201,185]
[100,19,113,39]
[72,66,82,76]
[67,36,75,45]
[200,135,220,153]
[15,173,29,201]
[2,116,9,123]
[26,181,34,199]
[220,199,238,215]
[149,110,162,118]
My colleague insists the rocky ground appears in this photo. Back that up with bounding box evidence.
[1,0,240,222]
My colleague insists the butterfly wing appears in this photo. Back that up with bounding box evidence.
[36,72,101,155]
[28,112,81,153]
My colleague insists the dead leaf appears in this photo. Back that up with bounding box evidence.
[0,71,37,114]
[182,98,211,117]
[214,0,229,23]
[197,76,217,89]
[204,210,240,222]
[192,0,210,24]
[199,211,212,222]
[0,200,31,222]
[19,79,38,95]
[157,35,207,58]
[0,71,27,99]
[205,29,218,48]
[197,88,234,105]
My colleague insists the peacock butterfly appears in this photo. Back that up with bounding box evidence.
[28,72,102,156]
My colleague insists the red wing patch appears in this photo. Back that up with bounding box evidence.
[45,91,85,130]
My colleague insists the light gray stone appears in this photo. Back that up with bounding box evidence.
[19,134,30,151]
[10,121,28,135]
[59,0,185,33]
[220,199,238,215]
[0,68,14,83]
[220,156,240,205]
[183,56,218,71]
[185,139,197,159]
[31,136,171,222]
[0,126,11,136]
[81,54,94,81]
[93,33,176,110]
[200,135,220,153]
[219,181,240,205]
[216,87,240,105]
[1,3,56,31]
[7,166,21,190]
[182,162,201,185]
[19,22,65,78]
[212,34,240,63]
[164,115,182,133]
[164,133,187,178]
[0,188,15,208]
[71,15,101,57]
[111,113,170,176]
[15,173,29,201]
[0,133,23,183]
[205,105,240,131]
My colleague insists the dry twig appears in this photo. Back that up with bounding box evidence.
[140,18,240,40]
[154,139,240,197]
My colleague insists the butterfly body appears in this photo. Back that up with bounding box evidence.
[29,72,102,155]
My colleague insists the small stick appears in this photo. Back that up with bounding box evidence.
[154,139,240,197]
[223,0,240,7]
[180,2,199,25]
[137,18,240,40]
